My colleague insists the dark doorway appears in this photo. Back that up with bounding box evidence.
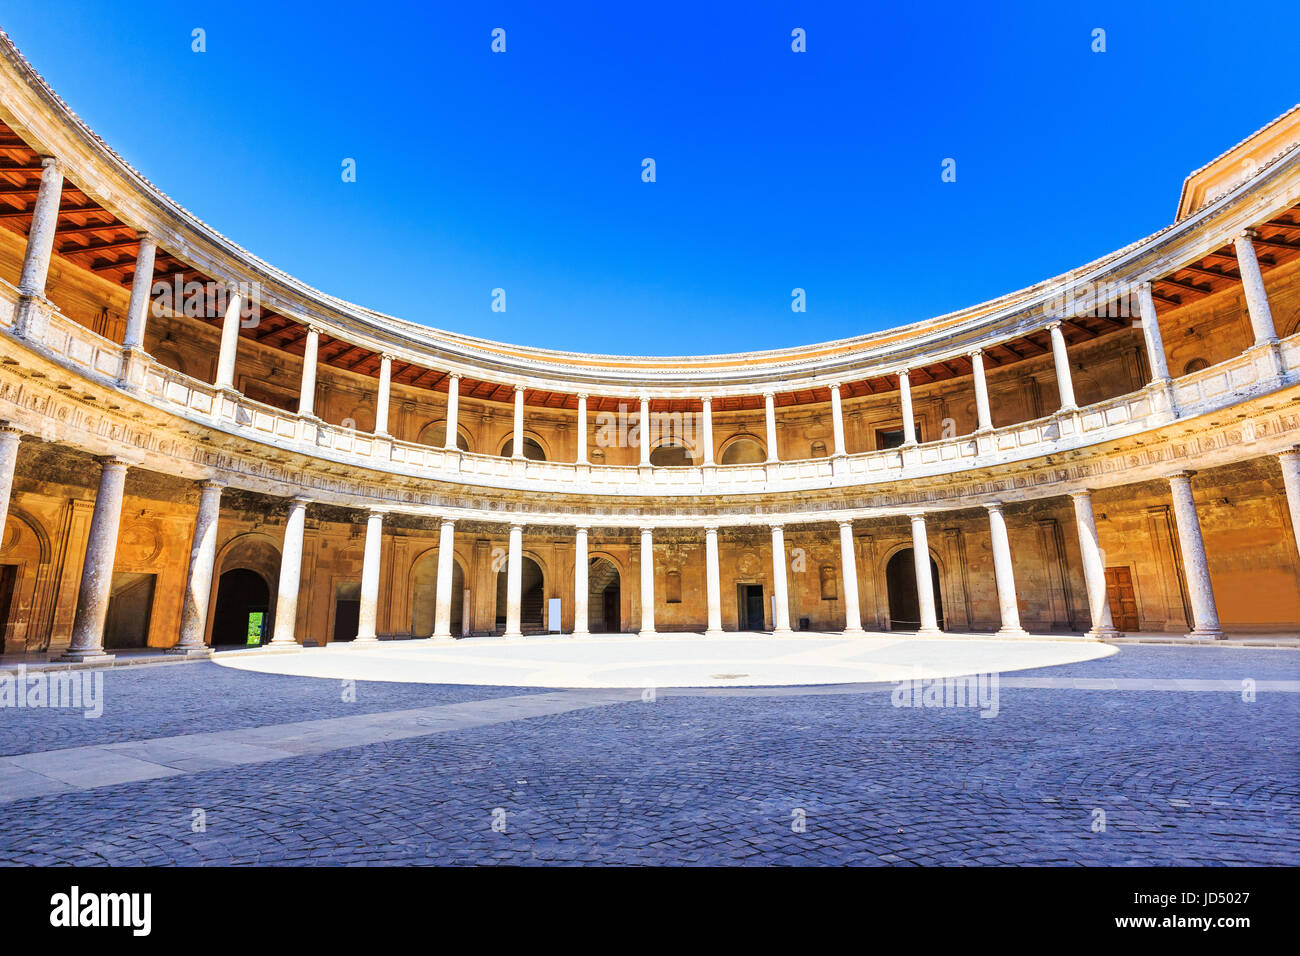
[589,557,621,633]
[212,569,271,646]
[1105,566,1140,631]
[885,549,945,631]
[0,564,17,654]
[333,599,360,643]
[495,556,545,632]
[737,583,765,631]
[104,573,156,649]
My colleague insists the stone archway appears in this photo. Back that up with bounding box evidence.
[588,556,621,632]
[211,568,271,646]
[885,548,944,631]
[495,554,546,631]
[410,548,465,637]
[719,434,766,464]
[207,532,282,646]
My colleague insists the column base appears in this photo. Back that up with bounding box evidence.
[702,629,726,639]
[570,629,588,638]
[56,649,115,664]
[430,631,456,641]
[164,645,213,658]
[995,626,1032,639]
[771,627,794,638]
[637,629,657,639]
[1085,625,1123,640]
[840,626,867,637]
[1186,627,1225,641]
[502,630,525,641]
[351,635,380,644]
[914,627,944,638]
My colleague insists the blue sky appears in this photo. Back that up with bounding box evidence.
[4,1,1296,354]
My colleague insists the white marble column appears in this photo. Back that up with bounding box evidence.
[354,509,384,642]
[17,157,63,298]
[1278,449,1300,565]
[61,457,129,662]
[763,392,779,461]
[432,518,457,639]
[0,424,22,543]
[1167,472,1222,639]
[909,513,942,636]
[638,526,656,636]
[512,386,525,459]
[639,396,652,466]
[985,502,1029,637]
[213,287,244,392]
[770,524,793,636]
[1136,282,1171,382]
[830,384,846,457]
[270,496,309,646]
[375,354,393,437]
[1234,230,1279,346]
[1070,490,1120,639]
[504,523,524,638]
[576,393,588,463]
[704,526,723,636]
[573,526,589,635]
[173,480,223,655]
[121,234,158,351]
[897,370,917,445]
[443,373,459,449]
[838,520,864,635]
[969,350,993,432]
[1048,321,1077,411]
[700,397,715,465]
[298,326,320,418]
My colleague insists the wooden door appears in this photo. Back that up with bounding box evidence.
[1104,567,1139,631]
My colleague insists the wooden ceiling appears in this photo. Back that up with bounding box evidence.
[3,119,1293,414]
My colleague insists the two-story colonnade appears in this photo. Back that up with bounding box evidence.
[2,34,1300,661]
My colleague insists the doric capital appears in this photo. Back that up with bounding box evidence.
[907,511,927,522]
[288,495,312,508]
[96,455,131,470]
[38,155,60,171]
[197,479,226,493]
[1046,320,1063,332]
[966,348,982,359]
[837,519,854,531]
[1237,228,1258,242]
[639,525,655,535]
[379,351,395,363]
[1068,488,1095,501]
[894,367,911,380]
[828,382,842,393]
[1166,469,1197,482]
[365,507,386,521]
[983,501,1004,513]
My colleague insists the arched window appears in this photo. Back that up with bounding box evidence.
[501,437,547,461]
[649,444,692,467]
[720,436,766,465]
[810,440,827,458]
[1183,358,1210,375]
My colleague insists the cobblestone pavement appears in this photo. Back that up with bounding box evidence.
[0,646,1295,865]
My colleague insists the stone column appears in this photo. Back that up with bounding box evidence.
[213,287,244,392]
[1048,321,1077,411]
[1137,282,1171,382]
[1070,490,1120,639]
[0,424,22,543]
[17,157,63,298]
[298,326,320,418]
[985,502,1029,637]
[121,234,158,351]
[1167,472,1223,639]
[173,480,223,655]
[60,457,129,662]
[638,526,656,636]
[763,392,779,461]
[839,520,864,635]
[270,496,309,646]
[969,350,993,432]
[443,373,459,449]
[512,386,525,459]
[770,524,793,636]
[898,370,917,445]
[433,518,457,638]
[700,397,715,465]
[639,396,652,465]
[1278,449,1300,564]
[830,384,846,457]
[355,509,384,642]
[375,354,393,436]
[909,513,942,636]
[504,523,524,638]
[704,526,723,636]
[1234,230,1278,346]
[576,393,588,463]
[573,526,589,635]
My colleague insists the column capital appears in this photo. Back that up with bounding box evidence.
[704,525,719,534]
[508,521,525,532]
[0,422,23,439]
[38,155,61,171]
[1278,446,1300,463]
[966,347,982,359]
[573,523,589,533]
[514,384,526,394]
[837,519,854,531]
[1165,469,1197,482]
[576,391,588,401]
[762,390,775,400]
[1237,227,1258,242]
[639,393,652,405]
[378,351,395,363]
[1139,279,1153,293]
[197,479,226,493]
[364,507,386,521]
[894,367,911,379]
[95,455,131,470]
[983,501,1005,513]
[769,522,784,532]
[700,395,712,406]
[288,494,312,509]
[1068,488,1095,501]
[1045,319,1063,332]
[828,382,841,392]
[436,515,455,529]
[305,323,324,337]
[639,525,655,535]
[907,511,927,522]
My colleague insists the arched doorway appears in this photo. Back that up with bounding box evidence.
[885,549,944,631]
[496,555,545,631]
[649,443,693,467]
[720,436,765,464]
[588,557,621,632]
[501,437,547,461]
[410,550,465,637]
[211,569,272,646]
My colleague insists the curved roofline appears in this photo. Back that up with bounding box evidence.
[2,29,1299,390]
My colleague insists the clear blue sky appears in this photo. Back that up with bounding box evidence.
[4,1,1295,355]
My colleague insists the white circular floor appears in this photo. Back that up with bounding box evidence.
[213,632,1117,689]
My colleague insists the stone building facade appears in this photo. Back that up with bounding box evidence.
[1,33,1299,660]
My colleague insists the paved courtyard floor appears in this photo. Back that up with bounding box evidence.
[0,640,1296,865]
